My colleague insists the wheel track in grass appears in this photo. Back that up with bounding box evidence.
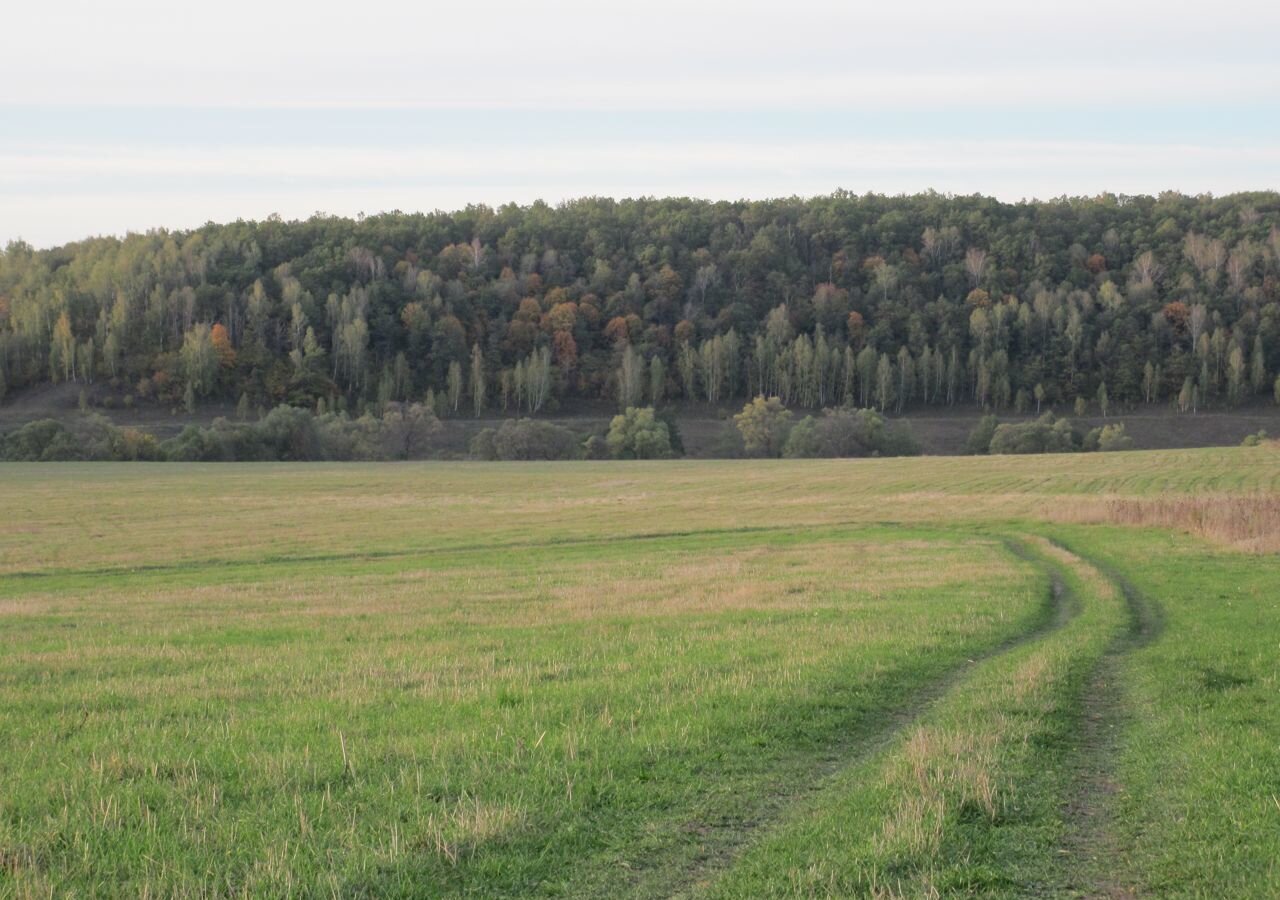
[0,520,904,586]
[1048,537,1164,900]
[0,518,1042,589]
[618,534,1080,900]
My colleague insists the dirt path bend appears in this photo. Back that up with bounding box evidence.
[1050,539,1163,899]
[631,535,1077,900]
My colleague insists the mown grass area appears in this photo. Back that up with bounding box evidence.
[703,537,1129,899]
[1,445,1277,575]
[1060,526,1280,898]
[1,447,1277,897]
[1,524,1044,896]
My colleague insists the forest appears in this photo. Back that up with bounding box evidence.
[3,191,1280,419]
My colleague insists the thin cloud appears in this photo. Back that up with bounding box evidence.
[6,136,1278,246]
[3,0,1277,245]
[6,138,1280,184]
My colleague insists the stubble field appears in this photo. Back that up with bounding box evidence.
[1,447,1277,897]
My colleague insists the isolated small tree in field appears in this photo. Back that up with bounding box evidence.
[734,396,792,457]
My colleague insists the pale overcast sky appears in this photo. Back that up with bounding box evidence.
[3,0,1278,247]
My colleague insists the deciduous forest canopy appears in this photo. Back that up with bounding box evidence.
[3,191,1280,417]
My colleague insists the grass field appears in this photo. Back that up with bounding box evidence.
[1,446,1278,897]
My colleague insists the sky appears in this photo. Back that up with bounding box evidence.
[3,0,1279,248]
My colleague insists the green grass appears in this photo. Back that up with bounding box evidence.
[0,524,1044,896]
[0,448,1277,897]
[1059,526,1280,897]
[702,537,1129,898]
[3,447,1277,575]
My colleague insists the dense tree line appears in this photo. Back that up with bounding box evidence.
[4,191,1280,418]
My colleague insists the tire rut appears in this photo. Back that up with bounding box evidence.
[636,534,1077,900]
[1048,538,1163,899]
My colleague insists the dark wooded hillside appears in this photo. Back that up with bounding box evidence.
[3,191,1279,418]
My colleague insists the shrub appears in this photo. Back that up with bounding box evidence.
[606,407,673,459]
[781,416,821,458]
[252,406,323,460]
[160,424,232,461]
[987,414,1080,454]
[655,407,684,455]
[880,420,922,457]
[734,396,792,458]
[782,407,919,458]
[472,419,579,460]
[377,402,442,460]
[469,428,499,461]
[2,415,166,461]
[581,434,609,460]
[315,412,384,460]
[1086,422,1134,452]
[1,419,82,460]
[964,415,999,455]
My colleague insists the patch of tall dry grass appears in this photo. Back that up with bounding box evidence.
[1050,493,1280,553]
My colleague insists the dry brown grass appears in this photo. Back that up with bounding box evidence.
[875,727,1000,859]
[419,795,525,865]
[4,447,1278,575]
[1051,493,1280,553]
[863,538,1125,886]
[1029,536,1122,601]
